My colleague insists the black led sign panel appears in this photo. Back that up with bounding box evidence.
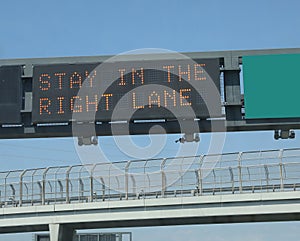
[0,66,22,124]
[32,58,221,123]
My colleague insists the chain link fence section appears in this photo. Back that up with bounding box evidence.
[1,148,300,207]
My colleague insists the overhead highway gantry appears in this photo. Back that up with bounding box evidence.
[1,48,300,139]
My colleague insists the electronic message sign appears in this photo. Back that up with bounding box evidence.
[243,54,300,119]
[32,58,221,123]
[0,66,22,124]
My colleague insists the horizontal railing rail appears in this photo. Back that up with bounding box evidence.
[0,148,300,208]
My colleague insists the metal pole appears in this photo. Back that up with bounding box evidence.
[90,164,97,202]
[19,170,27,206]
[264,165,270,191]
[228,167,234,194]
[238,152,243,193]
[197,156,204,195]
[4,171,11,206]
[279,149,284,190]
[161,158,167,197]
[66,166,72,204]
[100,177,106,201]
[42,168,49,205]
[125,161,131,200]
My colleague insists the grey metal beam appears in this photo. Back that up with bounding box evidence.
[1,118,300,139]
[1,48,300,139]
[1,48,300,66]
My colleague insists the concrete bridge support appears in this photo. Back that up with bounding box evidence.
[49,224,75,241]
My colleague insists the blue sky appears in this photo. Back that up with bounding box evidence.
[0,0,300,240]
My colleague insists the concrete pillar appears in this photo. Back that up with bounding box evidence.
[49,223,76,241]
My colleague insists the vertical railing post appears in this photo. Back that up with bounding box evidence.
[31,169,39,204]
[90,176,93,202]
[90,164,96,202]
[9,184,16,206]
[37,182,42,204]
[161,171,166,197]
[161,158,167,197]
[108,164,112,200]
[197,156,204,195]
[238,152,243,193]
[264,165,269,191]
[19,170,27,207]
[130,175,136,198]
[42,168,49,205]
[100,177,106,201]
[4,172,10,206]
[198,169,203,195]
[125,161,131,200]
[228,167,234,194]
[66,166,72,204]
[144,160,149,197]
[279,149,284,190]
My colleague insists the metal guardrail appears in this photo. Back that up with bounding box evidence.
[1,148,300,208]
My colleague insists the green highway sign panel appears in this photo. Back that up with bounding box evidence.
[243,53,300,119]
